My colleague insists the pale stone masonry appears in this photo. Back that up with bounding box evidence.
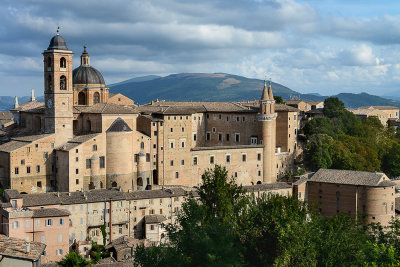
[0,32,300,193]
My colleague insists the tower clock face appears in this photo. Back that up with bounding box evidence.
[47,98,53,108]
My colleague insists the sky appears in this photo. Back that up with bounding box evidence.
[1,0,400,97]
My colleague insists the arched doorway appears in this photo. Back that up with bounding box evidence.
[93,92,100,104]
[111,181,118,188]
[257,181,262,184]
[89,182,95,190]
[78,92,86,105]
[137,177,143,187]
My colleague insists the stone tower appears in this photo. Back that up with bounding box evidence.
[43,29,74,147]
[257,79,277,183]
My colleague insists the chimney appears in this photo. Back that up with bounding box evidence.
[30,88,36,102]
[14,96,19,109]
[25,241,30,253]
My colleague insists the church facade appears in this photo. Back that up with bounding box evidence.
[0,33,300,194]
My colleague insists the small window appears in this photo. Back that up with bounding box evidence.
[193,133,197,141]
[182,127,184,132]
[242,154,246,162]
[36,165,40,173]
[76,149,79,153]
[212,127,216,133]
[43,152,49,159]
[170,128,173,132]
[154,131,158,136]
[170,142,174,149]
[27,166,31,174]
[59,218,64,225]
[100,156,105,168]
[46,219,53,226]
[170,160,174,166]
[75,169,79,174]
[92,145,97,151]
[235,133,240,142]
[21,159,25,165]
[86,159,91,169]
[226,154,231,163]
[206,132,210,141]
[175,172,179,179]
[193,157,198,165]
[37,181,42,188]
[226,134,230,141]
[140,142,144,149]
[257,153,261,161]
[181,160,184,165]
[218,133,222,141]
[76,179,79,185]
[210,156,214,164]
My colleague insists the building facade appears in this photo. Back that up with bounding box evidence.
[0,32,300,194]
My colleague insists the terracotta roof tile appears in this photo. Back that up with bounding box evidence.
[0,235,45,261]
[32,208,70,218]
[144,214,167,224]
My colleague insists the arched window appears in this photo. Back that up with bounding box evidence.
[48,75,52,91]
[47,57,52,70]
[86,120,91,132]
[137,177,143,187]
[140,142,144,149]
[93,92,100,104]
[60,57,66,69]
[111,181,118,188]
[60,75,66,90]
[78,92,86,105]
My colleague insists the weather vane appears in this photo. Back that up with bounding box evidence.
[56,25,60,35]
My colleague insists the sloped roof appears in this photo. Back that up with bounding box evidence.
[32,208,70,218]
[0,235,45,261]
[107,118,132,132]
[243,182,292,192]
[0,112,13,121]
[0,141,28,152]
[145,214,167,224]
[77,102,137,114]
[309,169,394,187]
[11,101,44,112]
[57,133,101,151]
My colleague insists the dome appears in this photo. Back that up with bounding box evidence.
[47,34,68,50]
[73,65,105,85]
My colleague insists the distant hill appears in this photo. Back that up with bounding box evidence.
[109,73,400,108]
[109,75,161,87]
[109,73,298,104]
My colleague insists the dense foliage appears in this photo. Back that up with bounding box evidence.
[304,97,400,176]
[134,166,400,267]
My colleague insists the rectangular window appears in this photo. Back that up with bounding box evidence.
[37,181,42,188]
[181,160,184,165]
[59,218,64,225]
[170,141,174,149]
[193,133,197,141]
[58,234,62,242]
[257,153,261,161]
[154,131,158,136]
[37,220,40,227]
[56,249,63,255]
[119,227,123,234]
[75,168,79,174]
[12,221,19,229]
[46,219,53,226]
[11,200,17,208]
[170,128,173,132]
[235,133,240,142]
[210,156,214,164]
[25,220,30,228]
[242,154,246,162]
[75,149,79,153]
[193,157,198,165]
[21,159,25,165]
[146,153,150,162]
[134,154,138,162]
[15,167,19,175]
[182,127,184,132]
[226,154,231,163]
[175,172,179,179]
[206,132,211,141]
[226,134,230,141]
[170,160,174,166]
[258,170,261,176]
[181,141,185,148]
[76,179,79,185]
[251,137,258,145]
[75,157,79,162]
[27,166,31,174]
[92,145,97,151]
[43,152,48,159]
[100,156,105,168]
[41,236,45,243]
[212,127,216,133]
[218,133,222,141]
[86,159,91,169]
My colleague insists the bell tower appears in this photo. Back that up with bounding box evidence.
[257,78,277,183]
[43,28,74,147]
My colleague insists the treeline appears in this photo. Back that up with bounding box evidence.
[304,97,400,177]
[133,166,400,266]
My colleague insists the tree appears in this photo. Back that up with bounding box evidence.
[323,97,346,118]
[306,134,334,170]
[57,252,92,267]
[382,143,400,177]
[273,96,285,104]
[304,116,336,138]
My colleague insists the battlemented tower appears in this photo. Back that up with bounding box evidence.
[43,28,74,147]
[257,79,277,183]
